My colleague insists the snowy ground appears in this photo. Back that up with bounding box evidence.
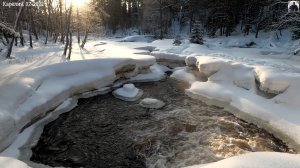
[0,32,300,167]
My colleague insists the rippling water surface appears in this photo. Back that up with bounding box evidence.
[31,78,295,168]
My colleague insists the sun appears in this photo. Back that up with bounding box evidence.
[74,0,87,7]
[65,0,89,7]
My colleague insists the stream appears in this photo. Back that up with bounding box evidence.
[30,78,295,168]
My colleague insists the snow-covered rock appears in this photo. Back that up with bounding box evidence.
[171,68,197,84]
[0,157,30,168]
[139,98,165,109]
[196,57,224,77]
[254,66,296,94]
[185,152,300,168]
[185,56,198,68]
[129,64,167,82]
[113,84,143,101]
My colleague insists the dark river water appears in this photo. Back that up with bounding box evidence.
[30,78,295,168]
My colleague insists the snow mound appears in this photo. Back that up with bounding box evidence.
[0,157,30,168]
[113,84,143,101]
[151,51,186,61]
[139,98,165,109]
[130,64,167,82]
[171,68,197,84]
[186,152,300,168]
[185,56,197,68]
[254,66,299,94]
[196,57,225,77]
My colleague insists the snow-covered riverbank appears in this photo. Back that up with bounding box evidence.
[1,34,300,167]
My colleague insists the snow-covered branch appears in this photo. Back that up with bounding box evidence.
[0,22,20,38]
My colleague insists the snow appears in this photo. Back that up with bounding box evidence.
[185,55,198,67]
[185,152,300,168]
[0,157,30,168]
[254,66,299,94]
[1,32,300,168]
[171,68,197,84]
[0,99,73,158]
[0,22,19,38]
[120,35,154,42]
[186,55,300,151]
[0,42,156,152]
[139,98,165,109]
[130,64,167,82]
[113,84,143,101]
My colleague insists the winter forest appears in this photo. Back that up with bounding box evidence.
[1,0,300,168]
[1,0,300,52]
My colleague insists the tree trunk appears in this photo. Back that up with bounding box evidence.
[19,21,24,46]
[77,7,80,44]
[14,37,18,46]
[44,0,52,45]
[29,24,33,48]
[54,33,58,43]
[255,24,260,38]
[63,31,69,56]
[3,32,9,45]
[59,0,64,43]
[80,31,88,48]
[6,0,26,59]
[255,8,263,38]
[31,17,38,40]
[159,1,163,39]
[67,31,72,60]
[63,5,72,56]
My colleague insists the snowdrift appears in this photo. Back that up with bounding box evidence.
[186,152,300,168]
[185,56,300,151]
[0,157,30,168]
[0,56,155,151]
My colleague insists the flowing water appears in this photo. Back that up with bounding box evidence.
[30,78,295,168]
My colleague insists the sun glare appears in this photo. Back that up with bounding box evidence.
[65,0,89,7]
[74,0,87,7]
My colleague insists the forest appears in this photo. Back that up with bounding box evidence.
[0,0,300,59]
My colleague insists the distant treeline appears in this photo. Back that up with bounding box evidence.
[92,0,300,39]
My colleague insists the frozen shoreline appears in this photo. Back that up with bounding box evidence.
[1,35,300,167]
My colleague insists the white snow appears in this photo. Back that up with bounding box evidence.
[171,68,197,84]
[120,35,154,42]
[0,98,75,158]
[130,64,167,82]
[0,157,30,168]
[0,44,155,151]
[185,152,300,168]
[139,98,165,109]
[1,32,300,168]
[114,84,139,98]
[186,55,300,151]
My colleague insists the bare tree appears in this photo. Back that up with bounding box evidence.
[63,3,72,57]
[6,0,26,59]
[68,31,72,59]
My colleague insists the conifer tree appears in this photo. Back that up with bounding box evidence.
[190,21,204,44]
